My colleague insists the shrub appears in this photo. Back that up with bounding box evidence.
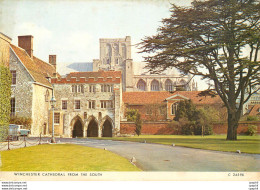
[0,65,11,141]
[174,100,213,135]
[246,125,257,136]
[126,109,142,136]
[10,116,32,129]
[246,116,259,121]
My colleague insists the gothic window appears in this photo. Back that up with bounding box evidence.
[122,44,126,58]
[114,43,119,56]
[106,44,112,56]
[137,79,146,91]
[165,79,173,91]
[151,80,159,91]
[101,100,113,108]
[171,103,178,115]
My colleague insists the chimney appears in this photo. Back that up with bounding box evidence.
[49,54,57,74]
[18,35,33,58]
[49,55,56,67]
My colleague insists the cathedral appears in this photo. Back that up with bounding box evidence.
[93,36,197,92]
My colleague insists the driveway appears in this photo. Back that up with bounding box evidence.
[57,138,260,172]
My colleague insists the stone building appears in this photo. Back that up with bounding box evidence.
[51,70,122,137]
[9,35,57,136]
[93,36,197,92]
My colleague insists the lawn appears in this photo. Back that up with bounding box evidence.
[0,144,141,171]
[94,135,260,154]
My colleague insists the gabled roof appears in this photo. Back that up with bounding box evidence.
[248,104,260,116]
[10,44,57,87]
[123,91,222,105]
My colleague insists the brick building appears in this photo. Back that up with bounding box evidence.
[122,91,225,122]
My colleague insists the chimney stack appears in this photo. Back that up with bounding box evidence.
[18,35,33,58]
[49,55,57,74]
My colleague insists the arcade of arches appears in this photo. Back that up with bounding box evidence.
[71,116,113,138]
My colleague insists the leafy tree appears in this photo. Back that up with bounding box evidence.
[139,0,260,140]
[126,109,143,136]
[174,100,213,135]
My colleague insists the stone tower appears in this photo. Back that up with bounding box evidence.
[93,36,133,91]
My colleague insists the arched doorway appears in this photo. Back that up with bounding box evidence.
[102,119,113,137]
[72,119,83,138]
[87,119,98,137]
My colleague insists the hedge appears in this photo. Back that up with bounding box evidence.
[0,65,11,141]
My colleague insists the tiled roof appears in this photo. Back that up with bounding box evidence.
[248,104,260,116]
[10,44,57,87]
[51,70,121,84]
[123,91,222,105]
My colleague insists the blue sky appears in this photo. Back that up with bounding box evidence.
[1,0,209,89]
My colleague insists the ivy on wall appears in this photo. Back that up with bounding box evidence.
[0,65,11,141]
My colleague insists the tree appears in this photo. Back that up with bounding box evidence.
[174,100,213,135]
[139,0,260,140]
[126,109,143,136]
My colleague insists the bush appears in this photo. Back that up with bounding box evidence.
[10,116,32,129]
[174,100,213,135]
[246,125,257,136]
[126,109,142,136]
[246,116,259,121]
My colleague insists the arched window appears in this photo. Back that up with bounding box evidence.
[122,44,126,58]
[151,80,159,91]
[114,43,119,56]
[165,79,173,91]
[171,102,178,115]
[106,44,112,56]
[137,79,146,91]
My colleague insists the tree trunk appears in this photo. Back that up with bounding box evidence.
[226,112,239,140]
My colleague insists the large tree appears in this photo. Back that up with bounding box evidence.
[139,0,260,140]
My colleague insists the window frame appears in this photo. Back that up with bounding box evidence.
[54,112,60,125]
[10,70,16,85]
[74,100,81,110]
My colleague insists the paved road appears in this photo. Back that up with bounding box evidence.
[57,138,260,172]
[2,137,259,171]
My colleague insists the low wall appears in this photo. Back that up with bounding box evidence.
[120,121,260,135]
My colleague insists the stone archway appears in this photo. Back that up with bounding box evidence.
[87,119,98,137]
[72,118,83,138]
[102,119,113,137]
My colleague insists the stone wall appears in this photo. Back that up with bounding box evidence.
[9,50,34,119]
[32,84,52,135]
[52,82,121,137]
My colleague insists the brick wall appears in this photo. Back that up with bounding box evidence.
[120,121,260,135]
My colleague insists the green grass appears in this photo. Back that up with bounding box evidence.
[0,144,141,171]
[93,135,260,154]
